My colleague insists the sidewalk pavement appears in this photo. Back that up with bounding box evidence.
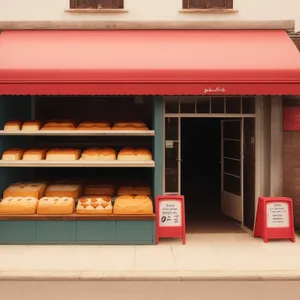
[1,232,300,281]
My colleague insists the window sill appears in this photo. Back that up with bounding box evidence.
[65,9,128,14]
[179,9,238,14]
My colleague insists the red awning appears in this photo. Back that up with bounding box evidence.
[0,29,300,95]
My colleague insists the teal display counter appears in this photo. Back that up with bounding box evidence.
[0,95,164,245]
[0,215,156,245]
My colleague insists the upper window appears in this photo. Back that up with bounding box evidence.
[70,0,124,9]
[183,0,233,9]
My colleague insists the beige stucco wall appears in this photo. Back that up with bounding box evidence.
[0,0,299,31]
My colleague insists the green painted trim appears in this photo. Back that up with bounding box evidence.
[0,220,156,245]
[153,96,164,200]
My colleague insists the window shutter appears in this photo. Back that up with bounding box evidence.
[117,0,123,8]
[188,0,207,8]
[209,0,226,8]
[226,0,233,8]
[70,0,123,8]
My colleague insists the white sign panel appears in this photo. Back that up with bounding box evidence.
[267,202,289,228]
[159,200,181,227]
[165,140,174,148]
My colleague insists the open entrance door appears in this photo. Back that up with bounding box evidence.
[221,120,243,222]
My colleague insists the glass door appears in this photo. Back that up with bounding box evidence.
[221,119,243,222]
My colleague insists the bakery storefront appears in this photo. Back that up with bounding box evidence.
[0,29,299,244]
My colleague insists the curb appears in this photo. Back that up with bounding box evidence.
[1,270,300,281]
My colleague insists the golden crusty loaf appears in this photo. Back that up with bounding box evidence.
[41,120,77,130]
[45,184,82,199]
[4,120,23,131]
[37,197,75,215]
[76,196,113,215]
[113,195,153,215]
[77,121,111,130]
[113,122,147,128]
[22,149,47,161]
[2,148,25,161]
[21,121,42,131]
[0,197,38,215]
[46,149,81,161]
[117,147,152,161]
[112,121,149,131]
[3,182,48,199]
[81,148,117,161]
[84,183,115,196]
[117,185,151,196]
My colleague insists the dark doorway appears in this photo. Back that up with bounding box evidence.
[243,118,256,230]
[181,118,246,233]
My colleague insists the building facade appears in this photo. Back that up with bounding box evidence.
[0,0,300,244]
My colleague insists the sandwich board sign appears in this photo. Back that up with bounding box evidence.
[254,197,295,243]
[156,195,186,244]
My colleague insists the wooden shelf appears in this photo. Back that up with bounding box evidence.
[0,130,155,136]
[0,160,155,168]
[0,214,156,221]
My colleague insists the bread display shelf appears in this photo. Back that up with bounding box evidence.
[0,130,155,136]
[0,214,156,221]
[0,160,155,167]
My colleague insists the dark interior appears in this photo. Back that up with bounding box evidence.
[0,96,154,197]
[181,118,244,233]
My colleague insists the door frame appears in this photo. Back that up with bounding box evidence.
[164,115,257,231]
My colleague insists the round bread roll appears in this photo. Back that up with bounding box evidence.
[81,148,117,161]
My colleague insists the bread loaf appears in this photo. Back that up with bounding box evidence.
[112,125,149,131]
[41,120,76,130]
[117,185,151,196]
[4,121,23,131]
[76,196,113,215]
[46,149,81,161]
[45,184,82,199]
[117,147,152,161]
[84,183,114,196]
[2,149,25,161]
[37,197,75,215]
[77,121,111,130]
[113,122,147,128]
[0,197,38,214]
[81,148,117,161]
[3,182,47,199]
[113,195,153,215]
[22,149,46,161]
[22,121,42,131]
